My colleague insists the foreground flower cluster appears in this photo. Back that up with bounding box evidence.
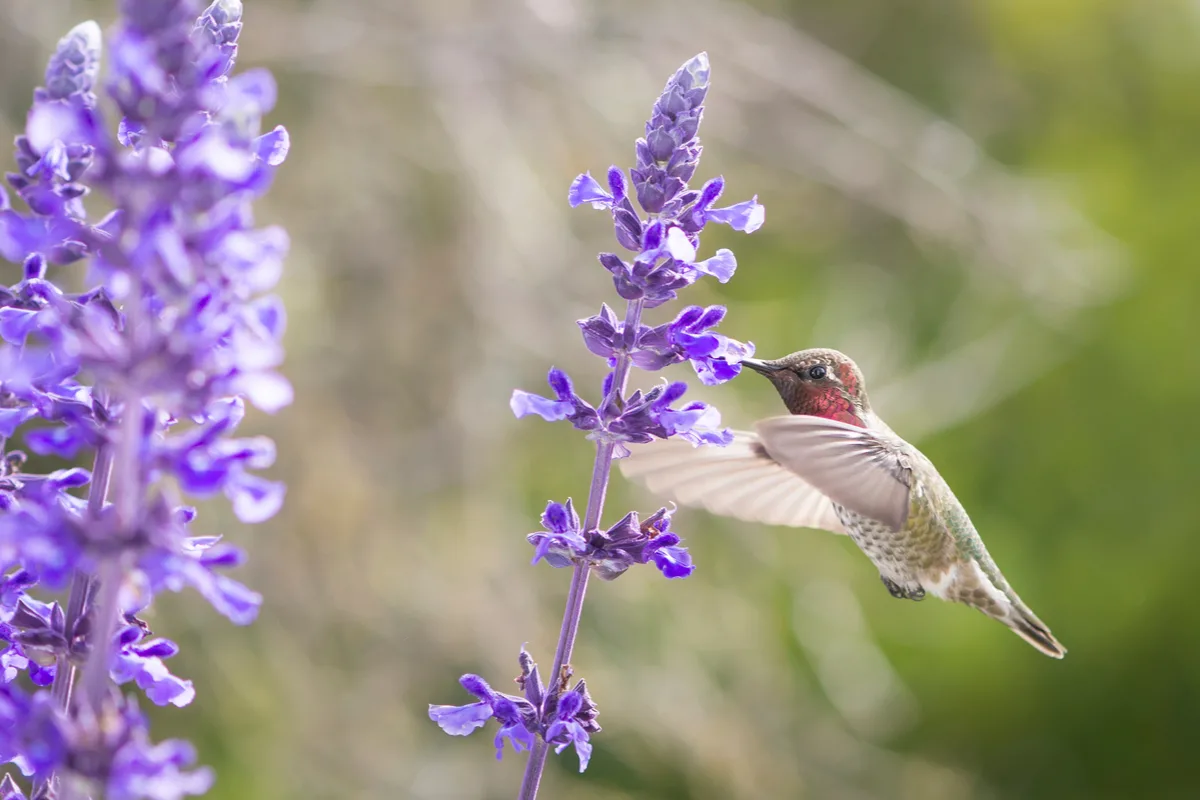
[0,1,288,797]
[429,53,763,797]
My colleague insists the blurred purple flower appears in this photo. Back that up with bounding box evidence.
[0,0,287,796]
[110,619,195,709]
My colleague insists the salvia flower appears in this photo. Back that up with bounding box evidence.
[429,649,600,773]
[529,502,693,581]
[581,302,755,385]
[512,368,732,456]
[436,53,762,794]
[0,1,288,797]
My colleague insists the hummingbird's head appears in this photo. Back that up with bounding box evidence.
[741,348,871,427]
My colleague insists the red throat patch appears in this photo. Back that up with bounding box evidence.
[797,386,866,427]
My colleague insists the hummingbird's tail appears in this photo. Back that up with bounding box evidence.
[997,601,1066,659]
[951,559,1066,658]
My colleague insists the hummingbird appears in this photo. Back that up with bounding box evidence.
[621,348,1065,658]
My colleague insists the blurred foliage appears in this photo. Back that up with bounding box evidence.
[3,0,1200,798]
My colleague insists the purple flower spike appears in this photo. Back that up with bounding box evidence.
[0,2,287,797]
[450,54,761,793]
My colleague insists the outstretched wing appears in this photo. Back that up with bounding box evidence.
[619,430,847,534]
[755,415,912,531]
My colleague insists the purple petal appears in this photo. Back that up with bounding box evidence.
[459,674,495,701]
[694,305,726,330]
[250,295,287,339]
[706,196,765,233]
[495,720,535,759]
[225,472,285,523]
[185,565,261,625]
[546,367,575,400]
[26,102,104,152]
[555,690,583,720]
[674,330,721,359]
[429,702,492,736]
[660,382,688,405]
[0,308,40,344]
[696,176,724,211]
[652,545,694,579]
[693,358,742,386]
[24,425,88,459]
[225,69,278,119]
[692,249,737,283]
[231,371,293,414]
[568,172,613,209]
[253,125,290,166]
[0,408,37,438]
[136,658,196,708]
[135,639,180,659]
[23,254,46,280]
[658,402,733,447]
[572,738,593,772]
[541,500,577,534]
[28,661,54,686]
[510,390,571,422]
[605,166,626,202]
[641,221,663,254]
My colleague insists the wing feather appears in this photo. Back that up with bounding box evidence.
[755,415,912,531]
[619,431,846,534]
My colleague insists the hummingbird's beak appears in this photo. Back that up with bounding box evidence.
[741,358,782,376]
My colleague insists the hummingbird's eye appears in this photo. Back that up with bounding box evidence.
[807,365,828,380]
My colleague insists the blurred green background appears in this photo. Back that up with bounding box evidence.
[4,0,1200,797]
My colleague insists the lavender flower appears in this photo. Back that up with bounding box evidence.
[431,53,762,798]
[0,0,288,797]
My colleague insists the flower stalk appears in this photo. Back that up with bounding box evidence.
[430,54,764,796]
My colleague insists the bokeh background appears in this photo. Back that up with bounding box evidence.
[3,0,1200,798]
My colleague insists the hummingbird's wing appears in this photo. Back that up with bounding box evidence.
[755,415,912,531]
[619,431,848,534]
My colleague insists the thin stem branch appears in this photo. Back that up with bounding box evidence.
[79,387,142,713]
[517,297,645,800]
[48,392,114,711]
[34,399,115,800]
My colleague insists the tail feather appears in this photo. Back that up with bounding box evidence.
[950,560,1067,658]
[1001,603,1066,658]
